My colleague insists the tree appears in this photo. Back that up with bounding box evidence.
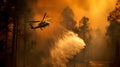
[69,16,91,64]
[61,6,76,31]
[75,16,90,44]
[107,0,120,66]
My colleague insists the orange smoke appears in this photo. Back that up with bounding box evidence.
[27,0,117,66]
[29,0,116,32]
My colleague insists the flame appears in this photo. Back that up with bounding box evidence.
[50,31,85,67]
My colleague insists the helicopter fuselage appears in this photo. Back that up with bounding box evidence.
[29,12,50,30]
[39,21,49,27]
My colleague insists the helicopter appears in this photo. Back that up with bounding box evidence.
[29,13,50,30]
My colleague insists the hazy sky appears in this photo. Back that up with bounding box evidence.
[30,0,116,30]
[26,0,117,66]
[27,0,117,43]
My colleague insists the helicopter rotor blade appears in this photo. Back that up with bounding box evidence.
[41,12,47,21]
[29,21,41,23]
[44,18,52,21]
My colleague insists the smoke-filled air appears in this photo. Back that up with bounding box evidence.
[15,0,120,67]
[0,0,120,67]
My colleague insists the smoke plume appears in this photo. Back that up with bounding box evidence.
[20,0,118,67]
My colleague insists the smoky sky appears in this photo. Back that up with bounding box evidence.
[18,0,118,67]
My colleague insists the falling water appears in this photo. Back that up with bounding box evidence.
[50,31,86,67]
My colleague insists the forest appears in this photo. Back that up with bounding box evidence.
[0,0,120,67]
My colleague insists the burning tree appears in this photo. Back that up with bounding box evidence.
[107,0,120,66]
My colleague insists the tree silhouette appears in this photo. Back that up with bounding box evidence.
[107,0,120,66]
[68,16,90,65]
[74,16,90,44]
